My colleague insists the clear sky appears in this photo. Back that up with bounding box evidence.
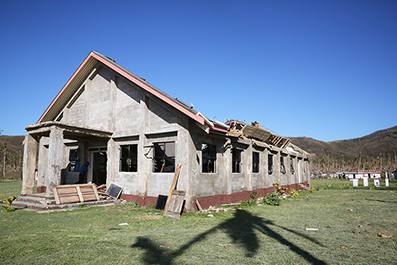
[0,0,396,142]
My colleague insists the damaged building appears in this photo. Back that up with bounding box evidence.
[22,51,311,211]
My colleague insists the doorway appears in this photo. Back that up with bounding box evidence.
[90,147,107,185]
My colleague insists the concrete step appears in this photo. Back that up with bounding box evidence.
[17,194,57,205]
[6,194,116,212]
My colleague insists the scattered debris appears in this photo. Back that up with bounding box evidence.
[208,214,214,218]
[378,233,392,238]
[118,223,129,226]
[305,228,319,231]
[348,209,353,212]
[340,246,347,249]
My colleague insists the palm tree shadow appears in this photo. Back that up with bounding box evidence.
[132,209,326,265]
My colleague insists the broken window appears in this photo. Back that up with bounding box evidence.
[290,157,295,174]
[268,154,273,174]
[153,142,175,172]
[280,156,286,174]
[202,144,216,173]
[252,152,259,173]
[120,145,137,172]
[232,149,241,173]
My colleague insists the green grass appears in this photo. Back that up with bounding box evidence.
[1,181,397,264]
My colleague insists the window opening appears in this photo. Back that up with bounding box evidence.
[290,157,295,174]
[153,142,175,172]
[280,156,286,174]
[202,144,216,173]
[252,152,259,173]
[232,148,241,173]
[268,154,273,174]
[120,145,138,172]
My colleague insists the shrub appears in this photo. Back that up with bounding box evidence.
[290,189,299,198]
[265,190,282,206]
[1,194,18,212]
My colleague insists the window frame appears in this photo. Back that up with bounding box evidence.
[268,154,274,175]
[152,142,175,173]
[120,144,138,172]
[252,151,260,173]
[290,157,295,174]
[232,148,242,173]
[202,143,216,173]
[280,155,286,174]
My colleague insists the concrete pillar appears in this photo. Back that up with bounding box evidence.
[21,134,38,195]
[178,127,194,210]
[138,96,149,198]
[106,138,116,185]
[37,137,49,189]
[275,152,281,185]
[246,144,252,191]
[45,126,64,197]
[263,149,268,188]
[287,154,291,186]
[223,139,232,195]
[297,158,302,184]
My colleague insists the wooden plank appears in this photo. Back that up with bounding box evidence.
[59,194,81,204]
[164,190,186,219]
[163,164,182,212]
[56,187,78,194]
[195,199,203,211]
[76,186,84,203]
[53,186,61,204]
[53,184,100,204]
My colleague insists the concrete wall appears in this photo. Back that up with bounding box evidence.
[26,63,311,209]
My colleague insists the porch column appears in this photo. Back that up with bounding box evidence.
[263,149,270,188]
[275,151,281,185]
[45,126,64,197]
[21,134,38,194]
[246,144,253,191]
[37,137,49,191]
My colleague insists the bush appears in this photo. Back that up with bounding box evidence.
[265,190,282,206]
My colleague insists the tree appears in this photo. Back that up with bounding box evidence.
[3,143,7,180]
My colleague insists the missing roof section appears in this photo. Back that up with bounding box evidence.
[226,120,291,149]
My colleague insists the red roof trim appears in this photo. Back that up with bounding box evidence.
[37,52,94,124]
[37,52,205,125]
[91,53,205,125]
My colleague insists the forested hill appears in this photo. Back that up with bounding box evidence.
[0,135,25,179]
[1,125,397,174]
[290,125,397,172]
[0,135,24,157]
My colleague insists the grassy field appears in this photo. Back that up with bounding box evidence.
[0,179,396,264]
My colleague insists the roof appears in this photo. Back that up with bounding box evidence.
[37,51,212,129]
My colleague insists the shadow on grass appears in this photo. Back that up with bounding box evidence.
[131,209,326,264]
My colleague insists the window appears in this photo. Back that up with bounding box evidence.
[120,145,137,172]
[252,152,259,173]
[280,156,286,174]
[290,157,295,174]
[153,142,175,172]
[202,144,216,173]
[232,149,241,173]
[268,154,273,174]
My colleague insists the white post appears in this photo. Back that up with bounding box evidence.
[374,179,380,187]
[352,179,358,187]
[385,172,389,187]
[363,177,368,187]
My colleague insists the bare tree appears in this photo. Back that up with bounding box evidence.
[3,143,7,180]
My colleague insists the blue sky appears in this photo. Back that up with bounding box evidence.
[0,0,396,142]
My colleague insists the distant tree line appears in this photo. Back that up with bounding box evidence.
[0,130,23,180]
[312,150,397,177]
